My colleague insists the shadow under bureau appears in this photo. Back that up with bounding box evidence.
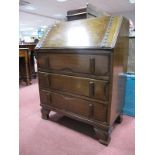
[35,16,129,145]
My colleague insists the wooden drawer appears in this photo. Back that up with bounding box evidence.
[40,90,107,122]
[37,53,110,76]
[38,72,109,101]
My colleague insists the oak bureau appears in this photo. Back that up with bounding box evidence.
[35,16,129,145]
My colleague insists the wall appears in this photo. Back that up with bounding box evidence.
[111,10,135,27]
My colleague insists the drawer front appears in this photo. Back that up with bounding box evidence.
[40,90,91,117]
[37,53,110,76]
[94,103,107,122]
[38,72,109,101]
[40,90,107,122]
[52,92,91,117]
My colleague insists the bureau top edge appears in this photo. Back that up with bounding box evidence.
[35,48,113,54]
[35,47,113,50]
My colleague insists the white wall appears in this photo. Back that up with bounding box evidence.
[111,10,135,27]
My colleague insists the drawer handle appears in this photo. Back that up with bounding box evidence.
[89,57,95,74]
[88,103,93,117]
[89,81,94,97]
[103,83,109,101]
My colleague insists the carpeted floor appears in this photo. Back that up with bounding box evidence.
[19,79,135,155]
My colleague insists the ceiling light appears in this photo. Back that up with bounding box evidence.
[25,6,36,11]
[57,0,67,2]
[41,25,48,29]
[20,27,34,31]
[36,20,42,23]
[53,14,64,17]
[20,23,27,26]
[129,0,135,4]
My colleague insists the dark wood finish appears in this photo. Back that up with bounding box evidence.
[108,18,129,125]
[40,90,107,122]
[36,16,129,145]
[38,72,109,101]
[37,53,110,76]
[115,115,123,124]
[94,127,111,146]
[36,17,110,48]
[19,44,37,78]
[19,48,31,85]
[41,107,50,120]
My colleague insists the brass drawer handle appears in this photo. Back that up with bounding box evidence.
[103,83,109,101]
[88,103,93,118]
[89,81,94,97]
[89,57,95,74]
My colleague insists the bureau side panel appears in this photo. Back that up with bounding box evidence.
[109,18,129,125]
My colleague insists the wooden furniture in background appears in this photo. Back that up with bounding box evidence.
[19,43,37,78]
[19,48,31,85]
[35,16,129,145]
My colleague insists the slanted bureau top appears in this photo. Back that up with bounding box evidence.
[36,16,125,49]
